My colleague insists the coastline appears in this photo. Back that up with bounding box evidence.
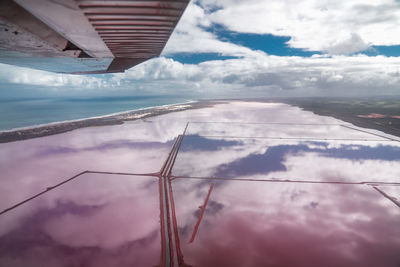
[280,97,400,139]
[0,100,216,143]
[4,97,398,143]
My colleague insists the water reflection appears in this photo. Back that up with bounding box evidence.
[2,101,398,210]
[0,121,180,210]
[172,178,400,267]
[180,134,243,152]
[186,122,389,140]
[1,101,400,266]
[150,102,353,125]
[0,174,160,267]
[375,186,400,206]
[172,135,400,183]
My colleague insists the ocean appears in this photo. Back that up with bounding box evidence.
[0,95,190,131]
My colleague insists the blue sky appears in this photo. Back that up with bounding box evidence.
[1,0,400,98]
[167,32,320,64]
[168,28,400,64]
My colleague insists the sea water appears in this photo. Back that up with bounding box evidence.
[0,95,190,131]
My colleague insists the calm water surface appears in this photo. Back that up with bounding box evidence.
[0,101,399,267]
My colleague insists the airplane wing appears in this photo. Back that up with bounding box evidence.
[0,0,189,74]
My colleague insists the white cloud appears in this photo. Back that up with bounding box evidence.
[322,33,370,55]
[1,0,400,98]
[111,55,400,97]
[0,63,107,89]
[162,3,262,57]
[172,0,400,55]
[1,53,400,97]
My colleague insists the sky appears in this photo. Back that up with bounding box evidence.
[1,0,400,98]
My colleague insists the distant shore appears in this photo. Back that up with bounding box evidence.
[3,97,399,143]
[0,101,216,143]
[281,97,400,139]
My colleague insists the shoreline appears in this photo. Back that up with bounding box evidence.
[3,97,399,143]
[0,100,216,143]
[0,100,197,133]
[280,98,400,139]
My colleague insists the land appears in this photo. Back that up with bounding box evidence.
[0,101,216,143]
[281,97,400,138]
[2,97,400,143]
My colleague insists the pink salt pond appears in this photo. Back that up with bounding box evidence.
[1,101,399,267]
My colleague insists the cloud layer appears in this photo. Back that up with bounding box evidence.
[1,0,400,98]
[112,54,400,97]
[195,0,400,55]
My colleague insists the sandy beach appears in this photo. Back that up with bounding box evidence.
[0,101,216,143]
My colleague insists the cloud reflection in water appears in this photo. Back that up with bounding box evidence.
[0,174,160,267]
[173,136,400,182]
[172,179,400,267]
[1,101,400,266]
